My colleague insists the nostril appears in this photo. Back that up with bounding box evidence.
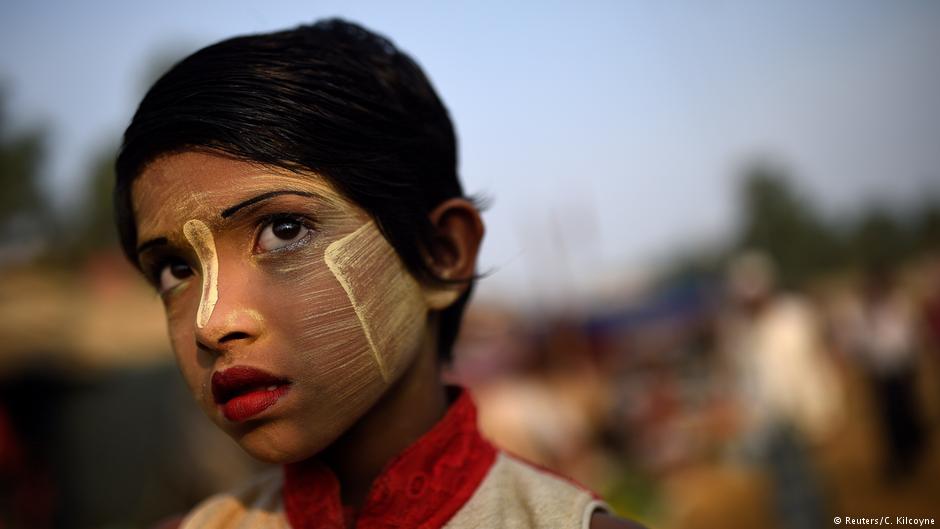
[218,331,251,344]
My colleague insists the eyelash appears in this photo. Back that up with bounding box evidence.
[144,212,317,290]
[253,213,316,253]
[146,255,188,292]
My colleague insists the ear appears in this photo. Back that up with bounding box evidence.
[421,198,485,309]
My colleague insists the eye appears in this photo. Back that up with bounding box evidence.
[257,216,311,252]
[157,259,193,293]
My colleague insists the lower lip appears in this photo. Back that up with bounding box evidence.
[221,385,290,422]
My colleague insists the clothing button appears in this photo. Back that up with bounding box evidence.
[407,473,427,498]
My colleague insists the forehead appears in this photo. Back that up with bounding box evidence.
[132,151,352,236]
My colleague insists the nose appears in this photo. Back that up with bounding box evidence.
[193,258,265,352]
[195,304,264,353]
[183,219,264,353]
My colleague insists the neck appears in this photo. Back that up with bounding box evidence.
[317,329,448,509]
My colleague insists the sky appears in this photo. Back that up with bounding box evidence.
[2,1,939,308]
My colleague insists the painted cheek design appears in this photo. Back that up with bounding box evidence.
[325,222,423,382]
[326,221,435,383]
[183,219,220,329]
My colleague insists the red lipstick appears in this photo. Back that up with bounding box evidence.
[212,366,291,422]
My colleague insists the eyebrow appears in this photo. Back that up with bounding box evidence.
[136,237,168,256]
[135,190,319,257]
[221,190,316,219]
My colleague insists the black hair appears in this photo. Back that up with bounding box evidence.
[114,18,475,361]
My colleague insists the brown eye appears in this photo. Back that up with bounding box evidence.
[158,259,193,293]
[273,220,301,239]
[257,217,310,252]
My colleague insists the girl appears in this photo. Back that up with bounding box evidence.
[114,18,640,529]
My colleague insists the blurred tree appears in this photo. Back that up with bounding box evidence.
[656,165,938,291]
[64,45,193,260]
[913,195,940,253]
[736,163,842,288]
[847,207,911,273]
[0,89,49,255]
[70,144,120,257]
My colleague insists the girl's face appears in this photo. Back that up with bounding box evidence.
[131,151,443,463]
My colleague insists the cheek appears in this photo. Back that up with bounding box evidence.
[254,223,428,433]
[275,262,377,377]
[262,239,386,394]
[324,222,428,382]
[162,287,210,403]
[163,285,197,349]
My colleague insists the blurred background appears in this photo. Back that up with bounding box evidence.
[2,1,940,528]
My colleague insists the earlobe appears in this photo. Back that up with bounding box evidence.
[422,287,462,310]
[421,198,485,310]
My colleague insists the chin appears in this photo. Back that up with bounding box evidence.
[230,419,340,465]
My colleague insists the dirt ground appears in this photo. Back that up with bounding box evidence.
[659,355,940,529]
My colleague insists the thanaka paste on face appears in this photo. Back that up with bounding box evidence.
[132,151,464,462]
[324,219,463,382]
[183,219,220,329]
[326,221,427,382]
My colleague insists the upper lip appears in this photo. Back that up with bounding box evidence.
[211,366,290,404]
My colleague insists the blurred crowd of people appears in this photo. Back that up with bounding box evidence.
[2,248,939,528]
[460,251,940,528]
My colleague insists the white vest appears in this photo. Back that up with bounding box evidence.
[181,452,607,529]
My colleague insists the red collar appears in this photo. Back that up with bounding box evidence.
[283,389,497,529]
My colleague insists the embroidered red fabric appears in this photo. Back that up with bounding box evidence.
[283,390,498,529]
